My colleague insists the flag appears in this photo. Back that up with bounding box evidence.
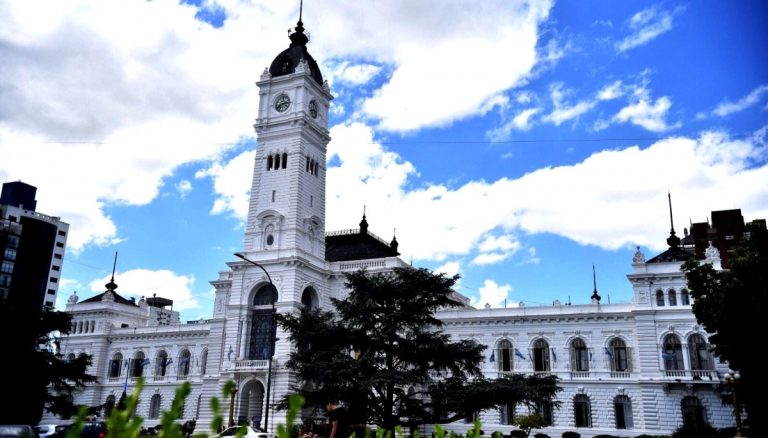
[514,348,526,360]
[166,358,174,367]
[604,347,613,358]
[589,350,593,361]
[489,350,495,362]
[551,349,557,362]
[141,358,151,367]
[661,351,676,360]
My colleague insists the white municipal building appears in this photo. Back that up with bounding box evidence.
[50,16,738,438]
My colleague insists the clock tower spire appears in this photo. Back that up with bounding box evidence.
[242,12,332,263]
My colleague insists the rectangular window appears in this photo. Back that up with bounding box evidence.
[58,230,67,236]
[47,289,55,295]
[7,236,19,248]
[45,301,54,307]
[56,242,64,248]
[0,274,11,287]
[8,215,17,222]
[1,261,13,274]
[49,277,58,283]
[271,190,276,202]
[52,265,61,271]
[4,248,16,260]
[54,253,62,259]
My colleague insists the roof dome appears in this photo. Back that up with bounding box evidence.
[268,20,324,85]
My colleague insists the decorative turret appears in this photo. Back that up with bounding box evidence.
[359,207,369,235]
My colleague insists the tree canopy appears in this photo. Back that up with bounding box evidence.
[682,221,767,437]
[0,306,97,425]
[277,267,561,430]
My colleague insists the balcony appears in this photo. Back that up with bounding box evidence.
[664,369,717,380]
[234,359,271,371]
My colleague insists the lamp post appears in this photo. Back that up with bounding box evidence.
[234,252,276,433]
[725,369,744,437]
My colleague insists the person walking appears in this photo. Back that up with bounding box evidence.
[326,401,349,438]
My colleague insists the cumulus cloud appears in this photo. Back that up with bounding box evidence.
[327,61,382,85]
[713,84,768,117]
[487,108,541,140]
[176,180,193,198]
[597,80,624,101]
[473,279,513,308]
[542,83,596,126]
[613,95,680,132]
[196,148,255,219]
[615,5,683,53]
[87,269,199,311]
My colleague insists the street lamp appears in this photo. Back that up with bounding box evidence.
[234,252,277,433]
[725,369,744,437]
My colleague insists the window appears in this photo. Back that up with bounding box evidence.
[45,300,54,307]
[156,351,168,376]
[314,162,319,176]
[656,290,665,306]
[532,339,550,372]
[573,394,592,428]
[274,153,281,169]
[58,230,66,236]
[52,265,60,271]
[500,403,515,425]
[149,394,161,419]
[614,395,633,429]
[8,215,17,222]
[54,253,62,259]
[301,287,317,309]
[1,261,13,274]
[267,155,273,170]
[681,289,690,305]
[47,289,55,295]
[0,274,11,287]
[4,248,16,260]
[253,285,277,306]
[535,401,553,426]
[681,396,706,430]
[497,340,513,373]
[668,289,677,306]
[109,353,123,378]
[688,334,711,370]
[608,338,630,372]
[105,395,116,417]
[49,277,58,283]
[464,411,478,424]
[306,156,310,172]
[7,236,19,248]
[133,352,146,377]
[282,153,287,169]
[56,242,64,248]
[178,350,191,377]
[662,334,684,371]
[570,338,589,372]
[310,195,313,207]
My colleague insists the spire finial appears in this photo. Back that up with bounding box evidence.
[359,206,369,234]
[666,192,681,248]
[591,264,601,303]
[110,251,118,282]
[105,251,119,292]
[299,0,303,23]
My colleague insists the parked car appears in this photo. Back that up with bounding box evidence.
[80,422,107,438]
[0,425,35,437]
[33,425,57,437]
[211,425,274,438]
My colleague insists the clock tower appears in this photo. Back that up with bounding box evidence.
[242,18,332,263]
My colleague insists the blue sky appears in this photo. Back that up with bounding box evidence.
[1,0,766,320]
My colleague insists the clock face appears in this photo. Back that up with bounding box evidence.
[309,100,318,119]
[274,94,291,112]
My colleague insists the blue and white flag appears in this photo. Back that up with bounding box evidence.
[604,347,613,358]
[514,348,526,360]
[489,350,495,362]
[141,358,151,367]
[166,358,174,367]
[551,349,557,362]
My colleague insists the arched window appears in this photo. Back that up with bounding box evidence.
[573,394,592,427]
[532,339,550,372]
[536,401,553,426]
[662,334,684,371]
[681,289,690,305]
[614,395,633,429]
[90,320,96,332]
[105,395,116,417]
[656,290,665,306]
[132,351,146,377]
[77,321,83,333]
[149,394,161,419]
[500,403,515,425]
[668,289,677,306]
[200,349,208,376]
[281,153,287,169]
[109,353,123,378]
[306,156,310,172]
[274,153,281,169]
[497,339,513,373]
[301,287,318,309]
[608,338,630,372]
[155,350,168,377]
[681,396,706,429]
[570,338,589,372]
[178,349,191,377]
[253,284,277,306]
[267,155,273,170]
[314,162,319,176]
[688,334,711,370]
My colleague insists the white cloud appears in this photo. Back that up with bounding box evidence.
[597,80,624,101]
[176,180,192,198]
[478,234,521,252]
[471,252,513,266]
[434,261,461,278]
[523,247,541,265]
[196,149,255,219]
[472,279,512,308]
[487,107,541,140]
[713,84,768,117]
[87,269,199,311]
[615,6,683,53]
[327,61,382,85]
[613,95,681,132]
[542,82,596,126]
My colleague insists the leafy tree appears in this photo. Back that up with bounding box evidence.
[277,267,561,431]
[0,306,97,425]
[682,221,767,437]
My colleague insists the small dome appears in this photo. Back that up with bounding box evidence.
[268,21,324,85]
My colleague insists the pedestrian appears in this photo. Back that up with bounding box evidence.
[326,401,349,438]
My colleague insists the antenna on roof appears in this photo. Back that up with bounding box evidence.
[299,0,303,22]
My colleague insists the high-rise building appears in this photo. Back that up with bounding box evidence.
[0,181,69,312]
[681,208,764,269]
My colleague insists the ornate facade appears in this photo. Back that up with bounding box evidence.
[49,16,737,438]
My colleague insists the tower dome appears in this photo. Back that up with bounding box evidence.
[268,19,324,85]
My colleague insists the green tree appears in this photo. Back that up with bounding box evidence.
[277,267,561,431]
[682,221,767,437]
[0,306,97,425]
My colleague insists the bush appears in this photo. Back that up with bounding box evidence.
[561,433,580,438]
[672,423,718,438]
[510,431,527,438]
[490,432,503,438]
[533,434,550,438]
